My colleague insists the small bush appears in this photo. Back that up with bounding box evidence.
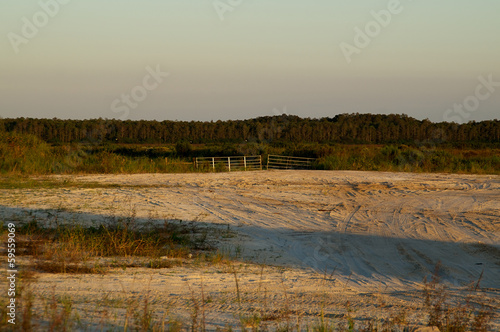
[175,141,193,157]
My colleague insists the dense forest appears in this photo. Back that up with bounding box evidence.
[1,114,499,145]
[1,114,499,176]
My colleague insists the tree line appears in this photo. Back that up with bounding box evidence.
[0,113,499,145]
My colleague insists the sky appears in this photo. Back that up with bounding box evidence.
[1,0,499,123]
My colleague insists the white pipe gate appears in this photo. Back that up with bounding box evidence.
[266,154,316,170]
[195,155,316,171]
[195,155,262,171]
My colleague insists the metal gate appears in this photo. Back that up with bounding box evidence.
[195,155,262,171]
[267,155,316,170]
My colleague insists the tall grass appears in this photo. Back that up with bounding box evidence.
[5,214,221,274]
[1,131,499,175]
[0,131,54,174]
[314,144,500,174]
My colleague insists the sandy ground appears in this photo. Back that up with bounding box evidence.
[1,170,499,330]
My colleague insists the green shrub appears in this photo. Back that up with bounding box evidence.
[175,141,193,156]
[0,131,53,174]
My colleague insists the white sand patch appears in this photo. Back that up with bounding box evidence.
[1,170,499,329]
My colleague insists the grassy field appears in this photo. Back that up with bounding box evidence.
[1,131,499,176]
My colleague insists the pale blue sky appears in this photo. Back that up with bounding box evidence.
[1,0,499,122]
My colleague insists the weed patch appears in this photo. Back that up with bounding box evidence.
[2,215,221,275]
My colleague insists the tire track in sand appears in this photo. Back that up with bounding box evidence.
[336,205,370,277]
[387,203,432,278]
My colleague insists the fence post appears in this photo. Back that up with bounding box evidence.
[244,156,247,171]
[228,157,231,172]
[212,157,215,171]
[260,155,262,170]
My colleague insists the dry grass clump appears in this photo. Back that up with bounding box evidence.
[5,214,221,275]
[422,263,495,332]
